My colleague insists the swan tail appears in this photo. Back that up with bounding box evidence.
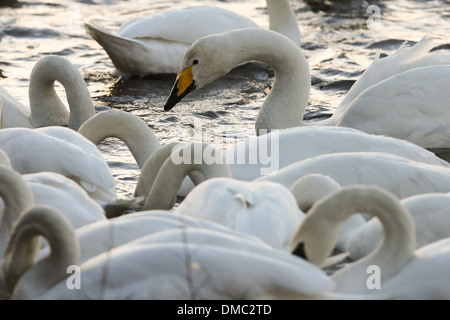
[84,21,152,77]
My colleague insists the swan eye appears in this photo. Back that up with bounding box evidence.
[193,59,199,65]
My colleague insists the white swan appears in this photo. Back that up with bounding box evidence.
[138,142,231,210]
[6,205,334,300]
[175,177,305,251]
[84,0,300,77]
[292,185,450,299]
[79,110,450,200]
[23,172,106,229]
[348,192,450,261]
[289,173,450,260]
[257,151,450,199]
[0,55,95,130]
[0,126,116,206]
[164,28,450,148]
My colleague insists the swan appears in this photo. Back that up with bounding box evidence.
[175,177,305,251]
[5,205,335,300]
[0,126,116,206]
[289,173,450,259]
[257,151,450,200]
[79,110,450,201]
[139,142,231,210]
[23,172,106,229]
[0,55,95,130]
[84,0,300,77]
[348,192,450,261]
[164,28,450,148]
[292,185,450,299]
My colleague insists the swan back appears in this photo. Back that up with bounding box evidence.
[118,6,258,43]
[336,35,450,116]
[0,127,116,206]
[258,152,450,199]
[176,177,304,250]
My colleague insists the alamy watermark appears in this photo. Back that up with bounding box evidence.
[366,264,381,290]
[66,265,81,290]
[168,119,280,175]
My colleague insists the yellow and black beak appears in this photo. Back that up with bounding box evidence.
[164,65,196,111]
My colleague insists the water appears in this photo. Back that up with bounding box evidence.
[1,0,449,197]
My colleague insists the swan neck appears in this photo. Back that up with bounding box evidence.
[78,110,161,169]
[141,143,231,210]
[29,56,95,130]
[266,0,300,46]
[0,166,34,258]
[3,205,79,299]
[325,187,416,293]
[220,30,309,133]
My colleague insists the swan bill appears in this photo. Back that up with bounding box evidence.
[164,65,196,111]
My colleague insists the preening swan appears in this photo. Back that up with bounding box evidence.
[257,151,450,199]
[292,185,450,299]
[23,172,106,229]
[348,192,450,261]
[175,177,305,251]
[6,205,334,300]
[139,142,231,210]
[0,55,95,130]
[0,126,116,206]
[78,109,161,169]
[164,28,450,148]
[79,110,450,199]
[84,0,300,77]
[289,173,450,259]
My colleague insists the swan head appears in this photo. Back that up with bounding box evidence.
[164,28,261,111]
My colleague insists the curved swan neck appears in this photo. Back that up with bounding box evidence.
[302,186,416,293]
[215,29,310,134]
[3,205,79,299]
[135,142,181,198]
[28,55,95,130]
[141,143,232,210]
[266,0,300,46]
[0,166,34,258]
[78,110,161,169]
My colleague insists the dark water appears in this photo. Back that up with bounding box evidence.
[1,0,449,199]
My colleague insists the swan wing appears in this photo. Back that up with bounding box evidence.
[337,36,450,114]
[117,6,259,44]
[337,65,450,147]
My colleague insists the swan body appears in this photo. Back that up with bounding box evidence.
[0,127,116,206]
[292,185,450,298]
[164,28,450,147]
[37,210,243,265]
[176,177,305,251]
[85,1,300,77]
[7,206,333,300]
[24,172,106,229]
[258,151,450,199]
[79,110,450,199]
[0,55,95,130]
[224,126,449,180]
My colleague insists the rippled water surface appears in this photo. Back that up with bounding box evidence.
[1,0,449,199]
